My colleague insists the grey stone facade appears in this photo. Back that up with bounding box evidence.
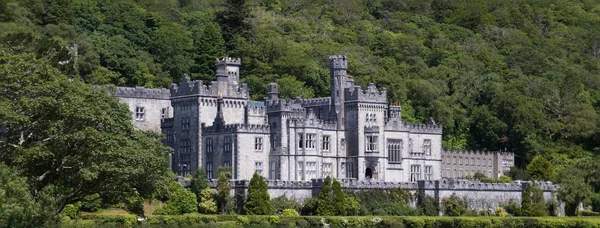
[441,150,514,179]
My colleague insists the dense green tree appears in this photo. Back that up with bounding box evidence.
[190,22,226,81]
[441,194,467,216]
[198,187,217,214]
[0,164,57,227]
[216,166,234,214]
[154,182,198,215]
[243,172,274,215]
[316,176,334,216]
[0,52,172,214]
[527,156,554,181]
[557,167,593,216]
[271,195,301,214]
[190,168,209,201]
[521,182,547,217]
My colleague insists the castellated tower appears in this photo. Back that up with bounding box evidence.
[215,57,241,84]
[329,55,348,129]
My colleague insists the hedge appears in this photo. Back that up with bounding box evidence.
[65,214,600,228]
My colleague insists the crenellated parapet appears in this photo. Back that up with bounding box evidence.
[443,149,513,156]
[170,76,249,99]
[266,99,303,113]
[247,101,266,115]
[345,83,387,104]
[114,86,171,99]
[384,121,443,134]
[202,123,270,134]
[301,97,331,107]
[288,109,337,130]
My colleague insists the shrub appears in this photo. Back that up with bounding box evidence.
[80,193,102,212]
[522,183,546,217]
[199,187,217,214]
[154,182,198,215]
[61,204,79,219]
[417,194,439,216]
[496,206,508,217]
[503,200,522,216]
[243,172,274,215]
[441,194,467,216]
[124,190,145,216]
[271,195,301,214]
[281,208,300,217]
[300,197,318,215]
[591,193,600,212]
[579,210,600,216]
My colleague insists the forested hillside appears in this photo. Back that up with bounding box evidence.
[2,0,600,177]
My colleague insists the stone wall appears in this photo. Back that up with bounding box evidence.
[193,178,563,215]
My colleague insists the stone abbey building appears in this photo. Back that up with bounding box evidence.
[114,55,512,182]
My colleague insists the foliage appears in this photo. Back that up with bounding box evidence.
[0,163,58,227]
[473,171,487,180]
[243,172,274,215]
[527,156,554,181]
[70,214,600,227]
[350,189,414,216]
[190,168,209,201]
[271,195,301,214]
[300,197,318,216]
[441,194,468,216]
[503,200,522,217]
[124,190,145,216]
[521,182,547,217]
[198,187,217,214]
[591,193,600,213]
[556,167,593,216]
[281,209,299,217]
[316,176,334,216]
[154,182,198,215]
[417,192,439,216]
[216,167,234,214]
[0,52,172,214]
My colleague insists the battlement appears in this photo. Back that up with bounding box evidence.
[202,123,270,134]
[114,86,170,99]
[290,117,337,130]
[329,55,348,69]
[384,121,443,134]
[170,76,249,99]
[216,57,241,66]
[266,99,302,113]
[247,101,266,115]
[301,97,331,107]
[443,149,514,156]
[345,83,387,103]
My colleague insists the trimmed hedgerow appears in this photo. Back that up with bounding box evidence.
[68,214,600,227]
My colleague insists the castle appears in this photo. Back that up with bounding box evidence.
[114,55,513,182]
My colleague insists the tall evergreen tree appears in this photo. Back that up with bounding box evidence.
[316,176,334,216]
[216,0,251,51]
[190,23,226,81]
[522,182,547,216]
[216,167,233,214]
[190,168,209,200]
[243,172,274,215]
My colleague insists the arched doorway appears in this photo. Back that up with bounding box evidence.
[365,167,373,179]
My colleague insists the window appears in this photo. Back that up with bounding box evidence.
[322,163,332,178]
[135,106,145,120]
[306,162,317,180]
[161,108,168,120]
[180,140,191,155]
[410,165,421,182]
[366,136,378,152]
[502,159,513,167]
[182,117,190,130]
[306,134,315,149]
[446,168,451,178]
[459,157,463,165]
[206,138,213,153]
[387,139,402,163]
[453,156,457,165]
[346,162,354,178]
[224,136,232,153]
[255,162,263,176]
[422,139,431,155]
[255,137,263,151]
[298,134,304,149]
[425,166,433,180]
[206,163,213,179]
[298,162,304,180]
[270,162,276,179]
[322,135,330,151]
[224,161,230,167]
[471,158,475,165]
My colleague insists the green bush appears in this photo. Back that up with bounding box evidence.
[281,208,300,217]
[591,193,600,212]
[300,197,318,215]
[441,194,467,216]
[61,204,80,219]
[579,210,600,216]
[503,200,522,216]
[80,193,102,212]
[271,195,301,214]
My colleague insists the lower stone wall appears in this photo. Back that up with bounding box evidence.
[198,178,563,216]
